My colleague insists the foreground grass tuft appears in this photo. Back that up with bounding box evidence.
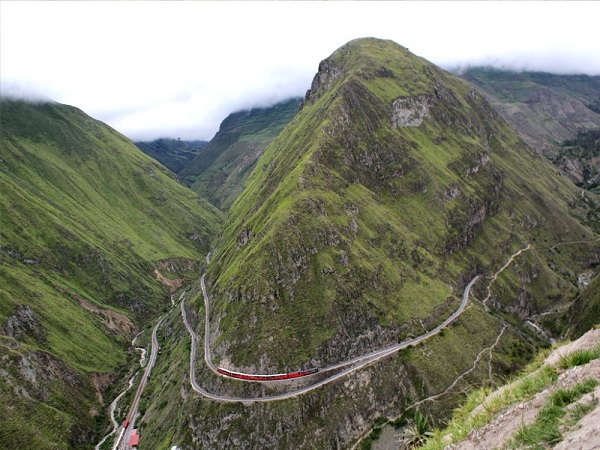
[419,365,559,450]
[558,346,600,370]
[510,377,599,448]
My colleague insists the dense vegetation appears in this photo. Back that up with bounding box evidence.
[0,99,222,448]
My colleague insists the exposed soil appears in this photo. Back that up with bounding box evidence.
[153,268,185,293]
[449,329,600,450]
[54,285,138,338]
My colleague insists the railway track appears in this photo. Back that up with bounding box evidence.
[179,273,479,403]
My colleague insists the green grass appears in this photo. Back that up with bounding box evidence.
[417,337,600,450]
[183,98,301,209]
[558,345,600,370]
[0,99,223,448]
[419,364,559,450]
[510,377,599,449]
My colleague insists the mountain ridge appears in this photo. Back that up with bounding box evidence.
[0,98,222,448]
[180,98,301,210]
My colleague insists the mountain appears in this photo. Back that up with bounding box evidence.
[134,138,208,174]
[180,98,301,210]
[132,38,598,448]
[206,38,596,372]
[0,99,222,449]
[460,68,600,156]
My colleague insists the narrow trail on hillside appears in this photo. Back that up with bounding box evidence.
[548,236,600,251]
[407,326,507,412]
[349,326,508,450]
[482,244,531,310]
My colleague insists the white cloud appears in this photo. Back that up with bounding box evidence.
[2,1,599,141]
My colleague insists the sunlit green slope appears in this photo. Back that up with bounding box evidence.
[181,98,300,210]
[0,99,222,449]
[205,38,597,372]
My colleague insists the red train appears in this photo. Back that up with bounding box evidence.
[122,418,129,428]
[217,367,319,381]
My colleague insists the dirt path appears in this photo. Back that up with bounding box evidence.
[482,244,531,310]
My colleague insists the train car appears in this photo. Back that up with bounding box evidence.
[122,418,129,428]
[287,368,319,378]
[217,367,319,381]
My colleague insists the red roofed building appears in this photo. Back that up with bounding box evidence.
[129,429,139,448]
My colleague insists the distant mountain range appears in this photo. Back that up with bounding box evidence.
[134,138,208,174]
[461,68,600,191]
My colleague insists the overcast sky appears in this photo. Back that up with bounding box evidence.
[2,1,599,141]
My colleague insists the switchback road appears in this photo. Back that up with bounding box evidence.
[180,274,480,403]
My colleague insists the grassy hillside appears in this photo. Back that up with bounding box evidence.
[131,38,600,450]
[461,68,600,155]
[134,138,208,174]
[206,38,597,372]
[180,98,300,209]
[412,329,600,450]
[0,99,222,448]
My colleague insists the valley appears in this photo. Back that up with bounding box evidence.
[2,37,599,450]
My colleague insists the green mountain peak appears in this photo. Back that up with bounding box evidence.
[204,38,596,373]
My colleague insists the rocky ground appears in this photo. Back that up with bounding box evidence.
[448,329,600,450]
[366,329,600,450]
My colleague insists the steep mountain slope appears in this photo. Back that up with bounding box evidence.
[461,68,600,155]
[553,127,600,192]
[180,98,300,209]
[205,38,597,373]
[132,38,599,450]
[0,99,222,449]
[412,329,600,450]
[567,272,600,338]
[134,138,208,174]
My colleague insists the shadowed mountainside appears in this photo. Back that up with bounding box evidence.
[180,98,301,210]
[134,138,208,174]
